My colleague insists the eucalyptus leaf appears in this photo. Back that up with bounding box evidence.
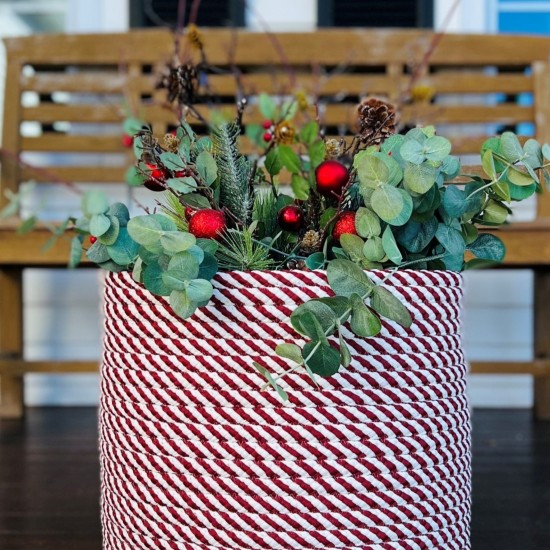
[160,231,196,254]
[370,286,412,328]
[170,289,198,319]
[98,215,120,246]
[363,236,385,262]
[355,207,381,238]
[68,236,83,268]
[381,226,402,265]
[327,259,374,298]
[339,331,352,368]
[86,241,110,263]
[305,252,326,270]
[400,139,425,165]
[89,213,111,237]
[275,343,303,365]
[82,190,109,216]
[127,214,177,252]
[314,296,352,322]
[253,362,289,401]
[442,185,482,218]
[109,203,130,227]
[125,165,148,187]
[142,263,171,296]
[167,251,200,280]
[340,234,366,263]
[350,294,382,337]
[291,301,339,339]
[423,135,452,162]
[355,153,389,189]
[500,131,524,163]
[395,218,437,253]
[198,252,218,281]
[302,341,340,377]
[371,185,413,226]
[106,227,139,265]
[403,162,437,194]
[185,279,214,303]
[468,233,506,261]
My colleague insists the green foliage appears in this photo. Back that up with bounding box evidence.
[216,228,274,271]
[212,122,254,225]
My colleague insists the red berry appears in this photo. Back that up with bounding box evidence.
[188,209,226,240]
[263,132,273,142]
[89,235,97,244]
[184,207,196,221]
[332,211,357,242]
[262,120,273,129]
[315,160,349,197]
[174,170,188,178]
[121,134,134,148]
[144,163,166,191]
[277,205,303,232]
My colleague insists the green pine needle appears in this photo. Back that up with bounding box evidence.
[212,122,254,225]
[216,229,274,272]
[160,194,188,231]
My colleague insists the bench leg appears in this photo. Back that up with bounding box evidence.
[0,268,24,418]
[534,269,550,420]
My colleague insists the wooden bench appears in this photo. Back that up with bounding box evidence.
[2,28,550,418]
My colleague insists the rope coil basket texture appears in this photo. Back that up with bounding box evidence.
[99,269,471,550]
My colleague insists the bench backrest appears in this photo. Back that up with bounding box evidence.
[3,28,550,216]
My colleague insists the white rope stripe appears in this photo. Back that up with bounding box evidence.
[101,269,470,549]
[101,457,471,514]
[101,488,471,548]
[100,443,470,502]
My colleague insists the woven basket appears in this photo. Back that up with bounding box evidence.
[99,269,471,550]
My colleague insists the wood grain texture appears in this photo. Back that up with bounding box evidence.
[0,269,24,418]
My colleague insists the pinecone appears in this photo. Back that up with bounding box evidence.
[157,62,199,106]
[163,133,179,153]
[325,138,343,159]
[356,97,397,144]
[300,230,321,254]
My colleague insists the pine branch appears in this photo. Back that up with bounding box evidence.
[212,122,254,225]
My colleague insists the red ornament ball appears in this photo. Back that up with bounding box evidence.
[89,235,97,244]
[121,134,134,148]
[315,160,349,197]
[332,211,357,242]
[188,209,226,240]
[144,163,166,192]
[263,132,273,142]
[278,205,304,232]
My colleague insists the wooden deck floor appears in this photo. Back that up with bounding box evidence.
[1,408,549,549]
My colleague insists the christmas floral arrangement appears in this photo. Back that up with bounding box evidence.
[12,26,545,398]
[68,87,550,398]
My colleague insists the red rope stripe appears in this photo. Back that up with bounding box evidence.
[100,269,470,549]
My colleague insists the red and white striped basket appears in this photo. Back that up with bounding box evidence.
[99,269,471,550]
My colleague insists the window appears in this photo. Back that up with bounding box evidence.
[318,0,433,28]
[130,0,245,28]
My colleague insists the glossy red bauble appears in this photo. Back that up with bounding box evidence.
[188,209,226,240]
[332,211,357,242]
[315,160,349,197]
[277,205,304,232]
[144,163,166,192]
